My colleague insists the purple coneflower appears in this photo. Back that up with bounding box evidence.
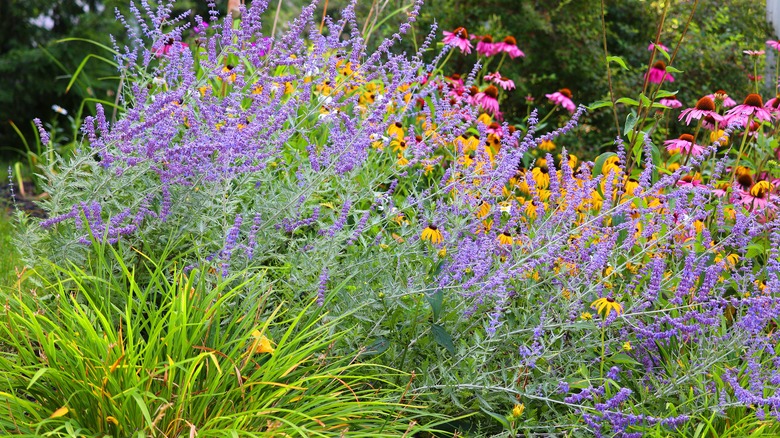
[475,85,500,116]
[765,95,780,116]
[679,96,722,125]
[726,94,774,123]
[768,40,780,51]
[646,60,674,84]
[546,88,575,113]
[664,134,705,157]
[744,50,765,57]
[154,38,188,57]
[443,27,473,54]
[647,42,670,52]
[485,72,515,90]
[476,35,498,57]
[494,36,525,59]
[708,90,736,108]
[659,95,682,109]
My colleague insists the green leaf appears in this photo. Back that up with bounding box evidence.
[587,100,614,111]
[26,368,49,390]
[431,324,456,355]
[426,289,444,321]
[615,97,639,107]
[665,65,684,73]
[607,55,630,71]
[481,408,511,429]
[639,93,652,107]
[653,44,671,62]
[655,90,678,99]
[609,353,641,366]
[624,113,638,137]
[359,336,390,357]
[746,242,767,259]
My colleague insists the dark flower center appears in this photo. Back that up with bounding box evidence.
[606,297,615,303]
[450,73,461,81]
[743,93,764,108]
[484,85,499,99]
[481,35,493,43]
[737,173,754,190]
[452,27,469,40]
[503,36,517,46]
[559,88,573,98]
[694,97,716,112]
[653,60,666,70]
[489,122,500,130]
[428,224,438,231]
[679,134,695,143]
[394,122,403,128]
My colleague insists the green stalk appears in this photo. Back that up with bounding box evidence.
[730,116,753,182]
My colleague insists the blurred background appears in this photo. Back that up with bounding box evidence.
[0,0,772,160]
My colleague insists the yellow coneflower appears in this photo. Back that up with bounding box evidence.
[477,200,491,218]
[539,139,556,151]
[477,113,492,125]
[221,64,237,82]
[715,253,740,268]
[396,153,409,167]
[751,180,774,197]
[524,200,539,220]
[421,224,444,244]
[388,121,405,140]
[317,80,333,95]
[590,297,623,318]
[531,166,550,189]
[710,129,729,145]
[498,231,514,245]
[359,91,376,105]
[391,139,408,152]
[602,156,621,176]
[283,81,295,95]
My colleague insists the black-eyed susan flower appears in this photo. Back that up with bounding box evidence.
[498,231,514,245]
[388,121,405,140]
[539,139,556,151]
[590,297,623,318]
[421,224,443,244]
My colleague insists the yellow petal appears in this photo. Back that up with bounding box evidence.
[106,415,119,426]
[50,406,69,418]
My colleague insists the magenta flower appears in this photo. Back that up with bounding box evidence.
[767,40,780,51]
[744,50,765,57]
[476,35,499,57]
[474,85,500,116]
[494,36,525,59]
[765,96,780,116]
[443,27,473,54]
[546,88,575,113]
[664,134,705,158]
[485,72,515,90]
[676,174,706,190]
[679,96,722,126]
[659,95,682,109]
[725,94,774,123]
[646,61,674,84]
[154,38,189,57]
[707,90,736,108]
[647,42,670,52]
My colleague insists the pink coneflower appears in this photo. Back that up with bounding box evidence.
[476,35,499,57]
[647,42,670,52]
[664,134,706,157]
[738,180,776,211]
[768,40,780,51]
[446,73,464,88]
[485,72,515,90]
[443,27,473,54]
[475,85,500,116]
[726,94,774,123]
[154,38,189,57]
[494,36,525,59]
[765,95,780,116]
[546,88,575,113]
[676,174,706,190]
[659,95,682,109]
[679,96,722,125]
[708,90,736,108]
[646,60,674,84]
[744,50,766,57]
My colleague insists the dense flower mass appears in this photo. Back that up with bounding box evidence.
[12,1,780,437]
